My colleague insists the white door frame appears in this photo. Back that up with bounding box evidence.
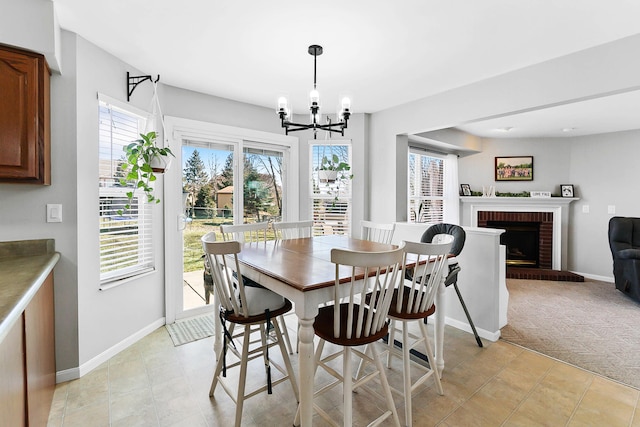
[163,117,299,322]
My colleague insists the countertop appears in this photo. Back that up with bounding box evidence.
[0,239,60,342]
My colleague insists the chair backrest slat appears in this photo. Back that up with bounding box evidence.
[330,246,404,339]
[273,220,313,240]
[202,232,252,317]
[398,237,453,315]
[220,222,269,243]
[361,220,395,244]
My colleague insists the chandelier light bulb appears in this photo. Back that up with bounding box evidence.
[277,96,288,110]
[341,97,351,110]
[309,89,320,105]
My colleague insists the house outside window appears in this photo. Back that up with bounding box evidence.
[98,96,154,284]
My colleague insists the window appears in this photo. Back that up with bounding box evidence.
[310,142,352,235]
[408,149,445,223]
[98,96,154,284]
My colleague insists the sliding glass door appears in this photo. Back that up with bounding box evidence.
[163,118,298,321]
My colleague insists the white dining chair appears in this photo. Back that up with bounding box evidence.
[201,232,299,427]
[273,219,314,240]
[272,220,314,352]
[384,236,453,427]
[294,245,403,427]
[361,220,396,244]
[220,222,295,354]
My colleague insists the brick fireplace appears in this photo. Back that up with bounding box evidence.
[478,211,553,269]
[460,196,579,272]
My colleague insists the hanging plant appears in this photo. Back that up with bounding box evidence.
[117,131,174,214]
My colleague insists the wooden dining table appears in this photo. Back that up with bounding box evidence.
[213,234,448,427]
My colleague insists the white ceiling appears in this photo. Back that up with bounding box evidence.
[53,0,640,137]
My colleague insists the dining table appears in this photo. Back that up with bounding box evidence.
[212,234,448,427]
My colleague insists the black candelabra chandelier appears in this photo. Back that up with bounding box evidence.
[277,45,351,139]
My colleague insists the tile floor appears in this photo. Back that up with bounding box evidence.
[48,317,640,427]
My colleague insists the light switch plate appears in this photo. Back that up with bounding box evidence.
[47,204,62,223]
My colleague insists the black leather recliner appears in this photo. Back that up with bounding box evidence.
[608,216,640,302]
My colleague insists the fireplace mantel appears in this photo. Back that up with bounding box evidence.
[460,196,578,270]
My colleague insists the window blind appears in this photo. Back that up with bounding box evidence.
[408,149,445,224]
[98,99,153,284]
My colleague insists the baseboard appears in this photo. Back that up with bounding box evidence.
[56,317,166,383]
[572,271,614,283]
[445,316,500,342]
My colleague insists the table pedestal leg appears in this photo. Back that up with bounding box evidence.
[434,277,446,377]
[296,317,315,427]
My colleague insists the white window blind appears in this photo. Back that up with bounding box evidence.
[408,149,445,224]
[310,142,352,236]
[98,98,154,284]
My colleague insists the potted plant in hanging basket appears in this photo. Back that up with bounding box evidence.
[117,131,174,214]
[318,154,351,183]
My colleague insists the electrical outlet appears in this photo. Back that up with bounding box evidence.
[582,205,590,213]
[608,205,616,215]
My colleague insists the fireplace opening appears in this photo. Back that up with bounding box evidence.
[487,220,540,267]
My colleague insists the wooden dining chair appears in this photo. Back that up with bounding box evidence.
[272,219,314,352]
[201,232,299,427]
[361,220,396,244]
[384,236,453,427]
[295,246,403,427]
[273,219,314,240]
[220,222,295,354]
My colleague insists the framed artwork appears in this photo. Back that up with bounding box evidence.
[561,184,574,197]
[495,156,533,181]
[460,184,471,196]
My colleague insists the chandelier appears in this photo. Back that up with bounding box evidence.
[277,45,351,139]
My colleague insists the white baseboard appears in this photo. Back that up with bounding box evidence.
[445,316,500,342]
[572,271,614,283]
[56,317,166,383]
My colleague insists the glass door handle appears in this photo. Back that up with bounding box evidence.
[178,214,187,231]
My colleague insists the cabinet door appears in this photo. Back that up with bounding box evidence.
[0,45,50,184]
[0,316,26,427]
[24,273,56,427]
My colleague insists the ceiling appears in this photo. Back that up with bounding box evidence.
[53,0,640,138]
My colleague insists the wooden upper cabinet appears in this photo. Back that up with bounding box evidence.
[0,44,51,184]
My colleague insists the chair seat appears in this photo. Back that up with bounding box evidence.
[221,299,292,325]
[314,303,389,346]
[386,287,436,320]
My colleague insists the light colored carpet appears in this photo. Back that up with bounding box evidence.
[501,278,640,389]
[165,314,215,346]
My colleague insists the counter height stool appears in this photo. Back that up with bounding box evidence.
[220,222,295,354]
[384,237,453,427]
[202,232,299,427]
[295,246,403,427]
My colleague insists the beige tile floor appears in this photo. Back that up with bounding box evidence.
[48,316,640,427]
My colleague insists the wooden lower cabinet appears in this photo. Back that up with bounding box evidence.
[0,316,26,427]
[24,274,56,426]
[0,272,55,427]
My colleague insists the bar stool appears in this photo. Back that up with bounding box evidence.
[202,232,299,427]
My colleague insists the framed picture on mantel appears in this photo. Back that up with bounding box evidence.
[495,156,533,181]
[561,184,574,197]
